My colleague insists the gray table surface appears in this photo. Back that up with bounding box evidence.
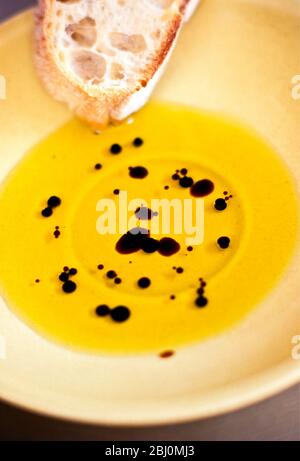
[0,0,299,441]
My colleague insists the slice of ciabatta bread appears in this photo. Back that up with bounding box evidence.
[35,0,200,128]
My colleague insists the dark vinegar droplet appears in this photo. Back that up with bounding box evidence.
[190,179,215,197]
[129,166,148,179]
[133,137,144,147]
[137,277,151,289]
[217,236,231,249]
[62,280,77,294]
[140,237,160,254]
[159,350,175,359]
[110,306,131,323]
[59,272,69,282]
[106,270,117,279]
[116,228,149,254]
[41,207,53,218]
[195,296,208,308]
[95,305,110,317]
[47,196,61,208]
[158,237,180,256]
[179,177,194,188]
[176,267,184,274]
[110,143,122,154]
[214,198,227,211]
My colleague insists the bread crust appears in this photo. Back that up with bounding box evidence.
[35,0,199,128]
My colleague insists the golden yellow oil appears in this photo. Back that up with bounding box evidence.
[0,103,297,354]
